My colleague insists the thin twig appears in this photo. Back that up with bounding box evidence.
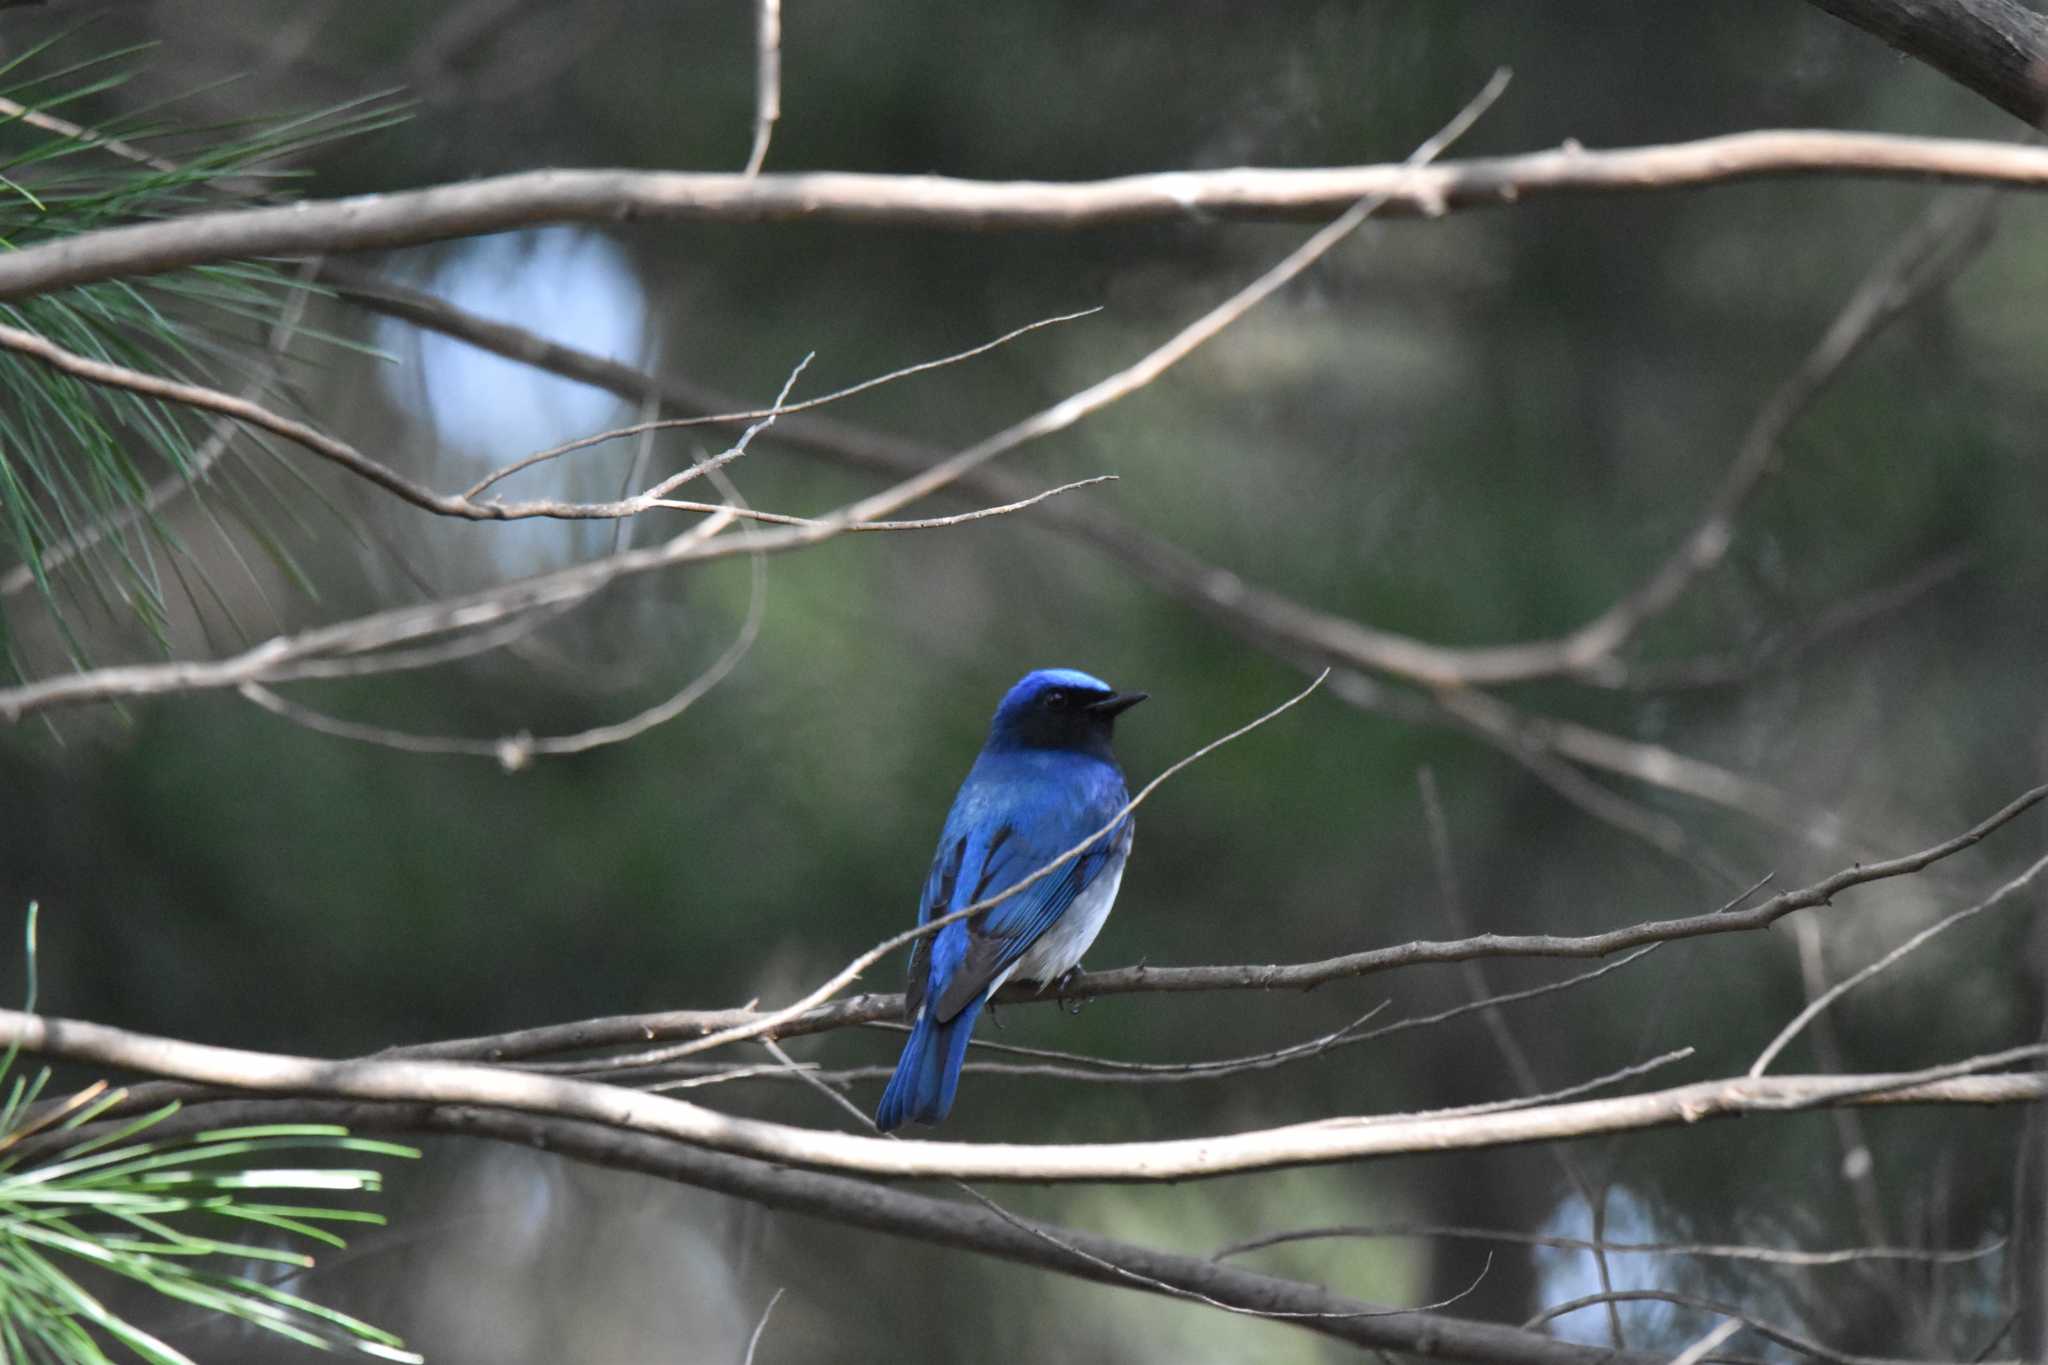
[1667,1319,1742,1365]
[1750,849,2048,1075]
[350,779,2046,1066]
[459,309,1096,499]
[0,72,1504,722]
[1214,1222,2002,1269]
[756,1038,1502,1325]
[1418,767,1627,1350]
[0,473,1108,723]
[1522,1287,1959,1365]
[742,0,781,178]
[232,364,799,765]
[0,308,1091,526]
[0,261,318,598]
[1494,190,1996,685]
[739,1286,784,1365]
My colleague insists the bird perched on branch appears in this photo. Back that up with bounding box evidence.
[875,668,1146,1131]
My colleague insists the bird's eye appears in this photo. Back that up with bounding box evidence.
[1044,689,1069,709]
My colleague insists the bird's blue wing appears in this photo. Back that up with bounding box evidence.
[913,756,1128,1023]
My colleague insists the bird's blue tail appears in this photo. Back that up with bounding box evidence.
[875,997,985,1131]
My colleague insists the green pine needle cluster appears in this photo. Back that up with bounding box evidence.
[0,31,407,678]
[2,906,422,1364]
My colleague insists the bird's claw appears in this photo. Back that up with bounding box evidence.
[1054,967,1087,1016]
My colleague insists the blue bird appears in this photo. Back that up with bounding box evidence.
[875,668,1146,1131]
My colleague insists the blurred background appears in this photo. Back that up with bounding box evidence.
[2,1,2046,1360]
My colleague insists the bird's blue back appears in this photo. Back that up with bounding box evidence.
[914,746,1129,1020]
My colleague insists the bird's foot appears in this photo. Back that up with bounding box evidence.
[987,998,1005,1031]
[1054,967,1087,1016]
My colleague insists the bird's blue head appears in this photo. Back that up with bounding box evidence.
[986,668,1147,758]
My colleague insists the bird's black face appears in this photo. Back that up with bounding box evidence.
[999,681,1148,754]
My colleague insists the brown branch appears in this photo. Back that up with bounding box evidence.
[457,310,1096,500]
[1751,848,2048,1075]
[19,1097,1673,1365]
[1810,0,2048,126]
[339,777,2044,1070]
[2,1005,2040,1184]
[1462,189,1995,687]
[1214,1221,2002,1270]
[7,130,2048,300]
[0,312,1096,527]
[0,473,1111,723]
[0,260,319,599]
[579,947,1656,1089]
[743,0,781,177]
[0,73,1505,726]
[319,239,1855,847]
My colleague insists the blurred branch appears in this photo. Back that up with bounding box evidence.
[1453,189,1996,688]
[1,1006,2040,1184]
[0,258,318,599]
[743,0,780,176]
[7,1097,1680,1365]
[321,778,2042,1070]
[308,204,1937,853]
[753,1036,1509,1331]
[1215,1220,2003,1269]
[319,777,2048,1088]
[1522,1287,1934,1364]
[0,310,1093,525]
[458,308,1097,500]
[741,1287,784,1365]
[1809,0,2048,126]
[0,72,1503,734]
[1789,915,1900,1282]
[1751,847,2048,1075]
[7,128,2048,299]
[1613,549,1972,691]
[0,470,1100,721]
[1419,767,1627,1350]
[323,282,1842,855]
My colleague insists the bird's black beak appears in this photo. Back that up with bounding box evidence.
[1086,691,1148,718]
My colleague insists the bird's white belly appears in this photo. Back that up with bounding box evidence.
[997,855,1126,990]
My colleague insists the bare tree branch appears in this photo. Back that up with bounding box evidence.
[1809,0,2048,126]
[7,128,2048,300]
[1419,766,1627,1349]
[0,309,1093,526]
[10,1096,1678,1365]
[1214,1221,2002,1270]
[743,0,781,177]
[322,266,1849,844]
[1459,189,1995,688]
[0,474,1107,723]
[0,72,1504,728]
[342,778,2041,1069]
[740,1286,784,1365]
[1751,848,2048,1075]
[457,309,1097,500]
[1524,1286,2000,1365]
[2,1006,2040,1184]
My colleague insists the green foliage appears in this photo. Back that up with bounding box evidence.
[0,33,404,674]
[1,906,420,1363]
